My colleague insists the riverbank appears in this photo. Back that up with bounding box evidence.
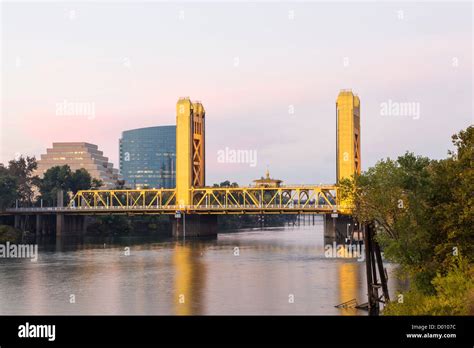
[0,225,35,244]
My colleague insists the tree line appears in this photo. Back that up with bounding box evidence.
[339,125,473,315]
[0,158,104,209]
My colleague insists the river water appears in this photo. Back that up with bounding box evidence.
[0,221,402,315]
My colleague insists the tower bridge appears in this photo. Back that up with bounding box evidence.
[5,90,361,239]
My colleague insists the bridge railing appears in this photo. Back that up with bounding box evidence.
[65,186,339,210]
[6,204,341,213]
[6,186,352,213]
[190,186,338,210]
[67,188,177,209]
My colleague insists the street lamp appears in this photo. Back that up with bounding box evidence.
[175,210,186,241]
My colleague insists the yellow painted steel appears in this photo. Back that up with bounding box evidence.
[175,98,206,207]
[336,90,360,213]
[62,90,360,215]
[67,185,344,213]
[336,90,361,183]
[192,102,205,188]
[190,186,338,212]
[68,188,176,210]
[176,98,194,206]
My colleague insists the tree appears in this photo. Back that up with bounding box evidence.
[384,256,474,315]
[213,180,238,188]
[426,126,474,268]
[38,165,105,205]
[339,125,474,313]
[69,168,92,194]
[0,166,18,209]
[38,165,72,205]
[7,156,38,204]
[114,180,127,189]
[91,178,103,190]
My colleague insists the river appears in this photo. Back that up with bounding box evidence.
[0,221,402,315]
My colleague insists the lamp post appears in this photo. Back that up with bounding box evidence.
[175,210,186,241]
[183,211,186,241]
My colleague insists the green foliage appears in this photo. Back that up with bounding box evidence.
[0,156,38,209]
[213,180,238,188]
[384,257,474,315]
[0,225,23,243]
[339,125,474,313]
[86,215,171,236]
[7,156,38,203]
[91,178,103,190]
[69,168,93,194]
[3,156,38,205]
[0,166,18,209]
[339,152,435,277]
[86,215,132,236]
[38,165,73,205]
[0,154,105,208]
[428,126,474,267]
[38,165,99,205]
[114,180,127,189]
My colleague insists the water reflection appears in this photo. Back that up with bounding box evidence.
[0,225,403,315]
[173,244,206,315]
[337,262,363,315]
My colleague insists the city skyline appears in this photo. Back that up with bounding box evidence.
[1,2,472,186]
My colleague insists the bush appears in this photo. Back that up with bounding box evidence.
[384,257,474,315]
[0,225,23,243]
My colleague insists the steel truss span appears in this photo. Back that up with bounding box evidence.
[57,186,346,214]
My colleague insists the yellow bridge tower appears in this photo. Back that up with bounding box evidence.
[176,97,206,206]
[40,90,358,239]
[336,90,361,184]
[323,89,361,243]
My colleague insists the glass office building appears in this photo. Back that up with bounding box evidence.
[119,126,176,189]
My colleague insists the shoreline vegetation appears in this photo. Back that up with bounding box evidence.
[340,126,473,315]
[83,213,296,237]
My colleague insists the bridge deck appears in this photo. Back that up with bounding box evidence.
[4,186,352,215]
[6,205,339,215]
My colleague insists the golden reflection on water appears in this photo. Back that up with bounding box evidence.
[1,228,394,315]
[337,262,361,315]
[173,243,206,315]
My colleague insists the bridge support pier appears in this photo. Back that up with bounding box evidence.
[56,214,87,238]
[324,214,354,245]
[56,214,64,238]
[36,215,42,235]
[14,215,20,229]
[171,214,218,238]
[38,215,54,236]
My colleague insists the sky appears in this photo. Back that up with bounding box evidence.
[1,1,473,186]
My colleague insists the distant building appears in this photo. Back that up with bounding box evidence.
[36,142,119,189]
[119,125,176,189]
[253,169,282,188]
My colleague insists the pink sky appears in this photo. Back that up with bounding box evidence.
[1,2,472,184]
